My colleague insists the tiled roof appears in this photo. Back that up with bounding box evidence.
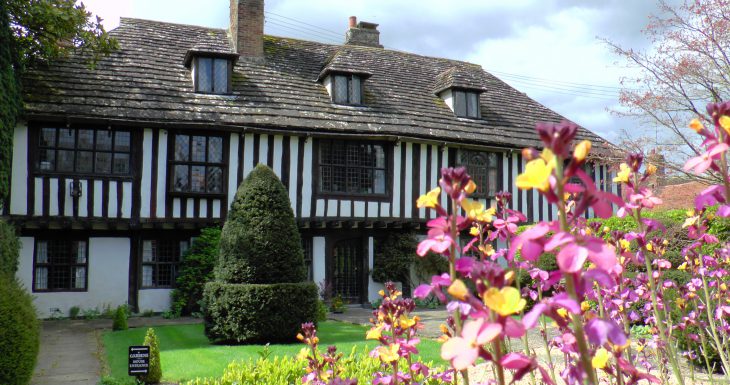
[433,65,488,95]
[21,17,611,151]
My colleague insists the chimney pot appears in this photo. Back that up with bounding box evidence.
[344,18,382,48]
[349,16,357,28]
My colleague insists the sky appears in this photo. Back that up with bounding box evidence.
[80,0,678,144]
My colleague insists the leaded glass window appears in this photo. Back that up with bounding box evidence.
[332,74,363,105]
[195,57,231,94]
[36,127,131,176]
[33,239,88,292]
[141,239,190,288]
[318,140,387,195]
[171,134,226,194]
[457,150,499,198]
[453,90,480,118]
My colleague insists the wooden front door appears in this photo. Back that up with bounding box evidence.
[329,237,365,303]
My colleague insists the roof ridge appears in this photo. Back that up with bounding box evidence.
[119,17,228,32]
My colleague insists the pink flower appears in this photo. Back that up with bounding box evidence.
[416,230,456,256]
[547,234,617,274]
[508,222,552,261]
[684,143,728,174]
[441,318,502,370]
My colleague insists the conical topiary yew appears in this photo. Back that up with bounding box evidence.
[203,164,318,343]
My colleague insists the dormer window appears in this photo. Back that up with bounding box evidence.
[332,74,362,105]
[193,57,231,94]
[453,89,480,118]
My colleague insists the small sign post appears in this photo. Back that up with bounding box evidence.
[128,345,150,383]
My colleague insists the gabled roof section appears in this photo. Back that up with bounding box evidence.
[433,64,489,95]
[21,17,612,151]
[317,47,374,81]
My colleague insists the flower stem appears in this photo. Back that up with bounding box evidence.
[449,197,469,385]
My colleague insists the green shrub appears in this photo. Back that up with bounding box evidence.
[203,281,318,343]
[141,328,162,384]
[183,349,382,385]
[372,232,417,296]
[69,306,81,319]
[112,305,128,331]
[0,278,39,385]
[205,164,316,343]
[315,300,328,322]
[171,227,221,316]
[413,252,448,284]
[0,220,19,279]
[215,165,305,284]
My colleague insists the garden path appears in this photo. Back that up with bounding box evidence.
[30,316,200,385]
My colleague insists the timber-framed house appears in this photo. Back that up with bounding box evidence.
[6,0,618,317]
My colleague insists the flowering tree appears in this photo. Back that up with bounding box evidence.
[605,0,730,183]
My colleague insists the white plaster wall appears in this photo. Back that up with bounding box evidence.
[138,289,173,313]
[312,236,326,288]
[440,89,454,112]
[10,123,28,215]
[17,237,130,318]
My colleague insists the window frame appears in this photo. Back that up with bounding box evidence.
[167,132,228,198]
[194,56,232,95]
[32,125,134,179]
[140,238,191,289]
[456,149,501,199]
[32,238,89,293]
[452,88,481,119]
[331,73,364,106]
[314,139,391,201]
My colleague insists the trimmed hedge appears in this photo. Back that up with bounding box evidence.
[215,165,305,284]
[203,281,319,343]
[171,227,221,316]
[0,220,19,279]
[0,278,39,385]
[372,232,417,296]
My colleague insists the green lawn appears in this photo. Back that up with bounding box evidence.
[103,321,443,383]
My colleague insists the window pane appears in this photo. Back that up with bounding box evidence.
[179,241,189,257]
[197,58,212,92]
[115,131,131,152]
[95,152,111,174]
[213,59,228,93]
[191,165,205,192]
[142,241,154,262]
[374,170,386,194]
[206,166,222,193]
[142,265,153,287]
[175,135,189,161]
[74,267,86,289]
[112,153,129,174]
[57,150,75,172]
[96,130,112,150]
[40,128,56,147]
[58,128,75,148]
[38,149,55,171]
[334,75,348,103]
[174,165,189,192]
[467,92,479,118]
[76,151,93,173]
[350,76,361,104]
[192,136,206,162]
[454,91,467,117]
[36,241,48,263]
[208,136,223,163]
[488,168,498,196]
[78,130,94,149]
[35,267,48,290]
[320,166,332,192]
[374,145,385,168]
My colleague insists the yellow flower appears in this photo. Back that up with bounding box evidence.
[720,115,730,135]
[574,140,591,162]
[646,243,654,252]
[592,348,610,369]
[416,187,441,209]
[461,199,495,222]
[469,226,480,236]
[540,148,556,164]
[296,348,309,361]
[646,163,657,176]
[556,308,568,318]
[516,158,554,192]
[613,163,631,183]
[366,325,383,340]
[720,283,727,291]
[448,279,469,301]
[479,244,495,256]
[464,180,478,194]
[683,215,699,229]
[504,271,515,284]
[398,315,417,329]
[581,301,591,312]
[619,239,630,251]
[689,118,704,132]
[483,286,526,316]
[677,262,687,271]
[377,344,400,363]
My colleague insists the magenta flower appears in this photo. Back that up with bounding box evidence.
[441,318,502,370]
[546,233,617,273]
[508,221,552,261]
[684,143,728,174]
[416,229,456,256]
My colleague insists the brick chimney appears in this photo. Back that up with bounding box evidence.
[230,0,264,59]
[345,16,383,48]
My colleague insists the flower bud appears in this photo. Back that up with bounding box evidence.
[573,140,591,162]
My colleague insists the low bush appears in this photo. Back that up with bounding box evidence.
[183,349,382,385]
[315,299,328,322]
[0,278,39,385]
[112,305,128,331]
[141,328,162,384]
[171,227,221,316]
[203,281,319,343]
[372,232,417,296]
[69,306,81,319]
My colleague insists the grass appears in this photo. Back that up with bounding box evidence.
[103,321,444,383]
